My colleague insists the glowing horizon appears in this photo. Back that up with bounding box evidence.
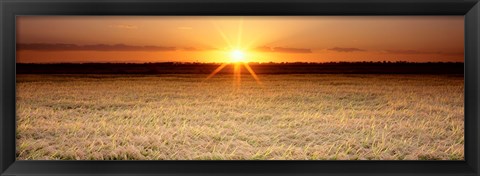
[16,16,464,63]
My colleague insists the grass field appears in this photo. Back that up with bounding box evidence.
[16,74,464,160]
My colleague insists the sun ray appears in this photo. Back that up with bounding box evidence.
[211,21,233,49]
[205,63,228,80]
[205,62,262,86]
[242,63,262,85]
[234,63,241,86]
[237,18,243,49]
[205,19,262,86]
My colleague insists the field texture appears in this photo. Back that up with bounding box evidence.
[16,74,464,160]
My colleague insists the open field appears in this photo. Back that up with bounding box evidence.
[16,74,464,160]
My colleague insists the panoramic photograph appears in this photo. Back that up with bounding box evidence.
[16,16,464,160]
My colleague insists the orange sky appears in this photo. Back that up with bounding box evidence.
[16,16,464,63]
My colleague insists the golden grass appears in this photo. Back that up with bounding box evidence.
[16,74,464,160]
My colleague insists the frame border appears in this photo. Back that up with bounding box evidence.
[1,0,479,176]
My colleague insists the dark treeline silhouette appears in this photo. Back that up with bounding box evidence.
[16,61,464,74]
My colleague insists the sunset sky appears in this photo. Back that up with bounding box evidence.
[16,16,464,63]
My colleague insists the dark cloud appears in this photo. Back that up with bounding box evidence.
[255,46,312,53]
[274,47,312,53]
[17,43,176,51]
[382,49,436,54]
[328,47,365,52]
[183,47,197,51]
[182,47,219,51]
[255,46,273,52]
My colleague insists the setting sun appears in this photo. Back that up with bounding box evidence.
[231,50,246,62]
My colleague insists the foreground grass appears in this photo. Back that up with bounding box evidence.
[16,74,464,160]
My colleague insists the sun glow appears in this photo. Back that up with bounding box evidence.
[205,19,262,86]
[231,50,246,63]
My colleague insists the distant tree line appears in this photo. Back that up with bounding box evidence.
[16,61,464,75]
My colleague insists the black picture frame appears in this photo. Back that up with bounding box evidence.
[1,0,479,175]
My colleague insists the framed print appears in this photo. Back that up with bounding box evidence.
[15,16,465,161]
[1,0,480,175]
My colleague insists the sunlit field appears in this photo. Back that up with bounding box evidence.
[16,74,464,160]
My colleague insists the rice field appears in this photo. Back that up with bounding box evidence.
[15,74,464,160]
